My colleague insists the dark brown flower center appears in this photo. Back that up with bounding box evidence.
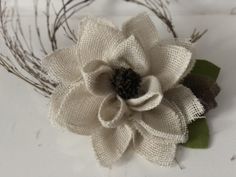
[111,67,141,100]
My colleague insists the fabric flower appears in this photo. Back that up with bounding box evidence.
[43,13,204,167]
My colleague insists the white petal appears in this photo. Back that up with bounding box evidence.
[42,46,81,83]
[159,38,193,51]
[49,84,71,124]
[77,16,117,42]
[81,60,113,96]
[165,85,205,123]
[108,35,150,76]
[92,124,133,167]
[127,76,163,111]
[133,99,187,143]
[78,17,125,67]
[53,82,103,135]
[98,94,128,128]
[122,13,159,54]
[158,38,195,79]
[150,45,192,91]
[134,130,177,167]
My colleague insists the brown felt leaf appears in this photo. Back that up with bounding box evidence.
[182,74,220,113]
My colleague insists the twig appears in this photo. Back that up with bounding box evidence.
[125,0,178,38]
[126,0,207,43]
[0,0,94,97]
[34,0,48,55]
[190,28,208,43]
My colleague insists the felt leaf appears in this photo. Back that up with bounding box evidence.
[191,59,220,81]
[183,59,221,113]
[183,118,209,148]
[182,74,221,113]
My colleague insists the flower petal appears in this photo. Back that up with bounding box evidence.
[159,38,193,51]
[127,75,163,111]
[77,16,117,42]
[49,84,71,124]
[134,130,177,166]
[108,35,150,76]
[133,99,187,143]
[150,44,192,91]
[78,17,125,67]
[98,94,128,128]
[54,82,103,135]
[122,13,159,54]
[92,124,133,167]
[42,46,81,83]
[81,60,113,96]
[165,85,205,123]
[158,38,195,79]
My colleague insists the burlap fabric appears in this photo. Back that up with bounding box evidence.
[42,13,204,167]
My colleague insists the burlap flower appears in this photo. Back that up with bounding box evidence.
[43,13,204,167]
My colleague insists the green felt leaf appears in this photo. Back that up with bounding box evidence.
[183,118,209,148]
[191,60,220,81]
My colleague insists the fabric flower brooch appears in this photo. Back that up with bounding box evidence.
[43,13,220,167]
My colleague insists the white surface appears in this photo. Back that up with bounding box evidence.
[0,0,236,177]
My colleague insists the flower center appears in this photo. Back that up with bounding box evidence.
[111,67,141,100]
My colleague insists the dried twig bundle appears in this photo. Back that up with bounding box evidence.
[125,0,207,42]
[0,0,207,97]
[0,0,94,97]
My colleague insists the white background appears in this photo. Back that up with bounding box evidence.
[0,0,236,177]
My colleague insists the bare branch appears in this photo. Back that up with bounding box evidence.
[34,0,48,55]
[125,0,178,38]
[126,0,208,43]
[0,0,94,97]
[190,28,208,43]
